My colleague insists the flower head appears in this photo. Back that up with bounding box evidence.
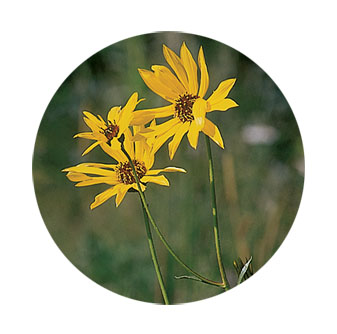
[75,92,143,156]
[131,42,238,159]
[63,126,186,209]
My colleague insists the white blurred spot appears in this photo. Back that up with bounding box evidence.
[241,124,279,145]
[294,158,305,176]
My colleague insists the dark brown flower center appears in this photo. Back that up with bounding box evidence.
[116,160,147,185]
[103,121,119,144]
[174,93,199,123]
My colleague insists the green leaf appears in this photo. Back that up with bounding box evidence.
[237,256,253,285]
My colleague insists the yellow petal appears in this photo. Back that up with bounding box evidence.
[208,98,239,112]
[82,141,101,156]
[150,117,180,136]
[138,69,178,102]
[192,98,209,130]
[135,133,146,161]
[63,164,118,184]
[168,122,190,160]
[97,115,105,123]
[131,182,146,192]
[143,147,155,170]
[118,112,133,136]
[162,166,186,173]
[115,184,132,207]
[79,125,105,142]
[146,119,158,148]
[207,78,236,106]
[151,65,186,96]
[90,185,121,210]
[83,111,105,132]
[146,166,186,175]
[122,128,135,160]
[202,119,224,149]
[141,175,170,186]
[119,93,144,133]
[151,121,181,155]
[74,132,95,139]
[180,42,198,95]
[134,118,178,146]
[76,176,119,187]
[131,105,175,126]
[162,44,189,91]
[107,106,121,124]
[132,125,155,141]
[132,125,143,136]
[101,142,126,162]
[187,121,200,149]
[63,164,116,176]
[198,46,209,98]
[76,162,117,168]
[139,120,161,170]
[65,172,88,182]
[122,92,142,115]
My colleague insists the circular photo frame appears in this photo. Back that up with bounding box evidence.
[33,31,304,304]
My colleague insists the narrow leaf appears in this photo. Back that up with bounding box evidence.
[237,256,253,285]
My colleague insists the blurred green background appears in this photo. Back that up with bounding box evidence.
[33,32,304,304]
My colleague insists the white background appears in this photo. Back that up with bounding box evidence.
[1,1,337,333]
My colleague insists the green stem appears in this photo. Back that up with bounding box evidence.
[138,189,224,288]
[120,142,225,289]
[139,195,169,305]
[118,138,169,304]
[204,135,230,289]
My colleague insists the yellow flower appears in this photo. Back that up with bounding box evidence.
[131,42,238,159]
[75,92,143,156]
[63,127,186,209]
